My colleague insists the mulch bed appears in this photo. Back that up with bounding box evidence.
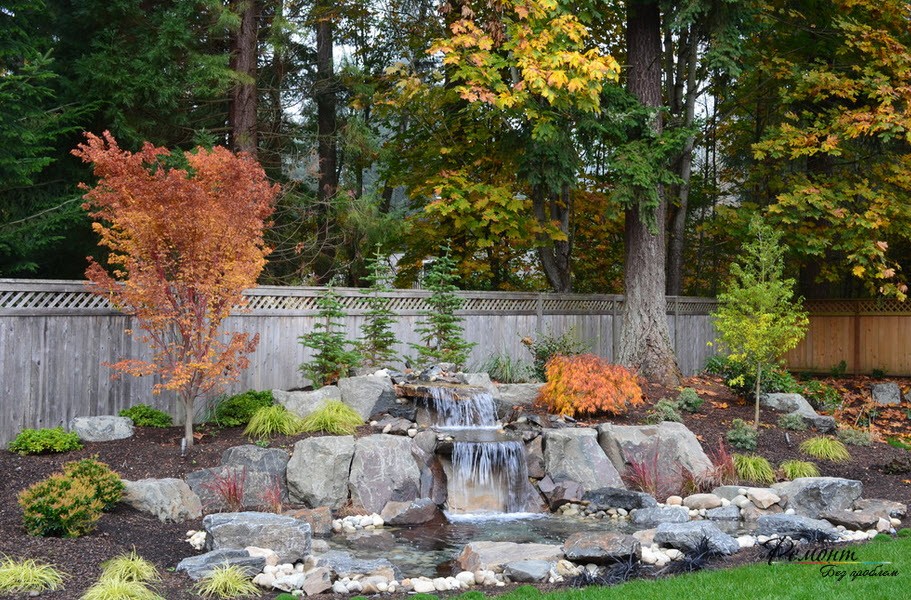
[1,375,909,598]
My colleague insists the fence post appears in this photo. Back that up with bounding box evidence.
[853,300,861,376]
[611,298,619,361]
[535,294,544,333]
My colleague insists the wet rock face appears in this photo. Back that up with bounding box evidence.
[348,434,421,514]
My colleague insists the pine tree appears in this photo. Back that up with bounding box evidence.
[358,247,399,368]
[712,217,809,427]
[299,287,362,386]
[410,245,475,369]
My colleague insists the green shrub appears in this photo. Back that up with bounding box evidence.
[800,436,851,461]
[645,399,683,424]
[705,355,799,397]
[0,556,66,593]
[118,404,172,428]
[214,390,274,427]
[478,352,535,383]
[62,458,124,511]
[243,405,304,440]
[8,427,82,455]
[837,427,874,447]
[779,459,820,479]
[299,286,363,387]
[796,380,841,412]
[777,412,807,431]
[871,368,887,379]
[726,418,759,451]
[358,247,400,368]
[830,360,848,377]
[100,549,159,583]
[522,326,588,382]
[299,400,364,435]
[194,565,261,599]
[733,453,775,484]
[676,388,704,413]
[18,474,103,537]
[80,577,163,600]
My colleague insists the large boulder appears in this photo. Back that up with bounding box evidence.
[582,487,658,511]
[285,506,334,536]
[597,422,712,492]
[818,510,881,531]
[177,549,265,581]
[756,514,838,540]
[380,498,443,525]
[121,478,202,522]
[653,521,739,555]
[287,436,355,509]
[274,386,340,418]
[319,551,398,579]
[348,434,421,514]
[457,541,563,573]
[494,383,544,414]
[504,561,553,583]
[854,498,907,519]
[872,383,902,406]
[761,393,835,432]
[772,477,863,518]
[204,511,312,564]
[186,445,289,512]
[630,506,690,528]
[563,532,641,563]
[337,375,398,420]
[525,436,546,479]
[70,416,134,442]
[543,428,623,492]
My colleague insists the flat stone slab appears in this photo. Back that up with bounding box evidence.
[204,511,311,564]
[654,521,740,555]
[563,532,641,563]
[504,560,553,582]
[70,416,134,442]
[818,510,881,531]
[854,498,907,519]
[582,487,658,511]
[380,498,443,526]
[630,506,690,528]
[457,541,563,573]
[176,549,264,581]
[319,550,398,578]
[756,514,838,540]
[705,505,741,521]
[772,477,862,518]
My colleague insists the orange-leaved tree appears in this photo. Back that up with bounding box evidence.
[73,132,279,448]
[538,354,644,417]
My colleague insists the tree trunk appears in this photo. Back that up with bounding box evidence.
[618,0,681,386]
[313,6,337,283]
[229,0,258,156]
[182,395,194,448]
[533,184,572,292]
[754,363,762,427]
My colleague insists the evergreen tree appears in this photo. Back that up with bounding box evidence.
[358,247,399,368]
[299,286,362,386]
[410,245,475,369]
[712,217,809,427]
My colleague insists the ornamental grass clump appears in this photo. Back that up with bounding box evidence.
[779,459,820,480]
[0,556,66,594]
[800,436,851,461]
[194,565,261,599]
[243,405,305,440]
[80,577,164,600]
[299,400,364,435]
[733,453,776,484]
[99,549,160,583]
[538,354,643,417]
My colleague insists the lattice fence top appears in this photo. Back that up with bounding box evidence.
[0,279,722,316]
[804,298,911,315]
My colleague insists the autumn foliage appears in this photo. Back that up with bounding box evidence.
[538,354,643,417]
[73,132,279,447]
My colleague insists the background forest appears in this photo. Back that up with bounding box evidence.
[3,0,911,301]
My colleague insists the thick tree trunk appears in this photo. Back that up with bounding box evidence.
[618,0,681,386]
[533,184,572,292]
[229,0,258,155]
[313,7,337,283]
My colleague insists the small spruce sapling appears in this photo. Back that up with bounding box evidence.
[358,247,399,368]
[299,287,362,386]
[410,245,475,368]
[712,217,808,427]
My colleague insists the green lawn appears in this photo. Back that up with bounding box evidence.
[407,535,907,600]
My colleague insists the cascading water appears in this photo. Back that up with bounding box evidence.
[425,386,498,429]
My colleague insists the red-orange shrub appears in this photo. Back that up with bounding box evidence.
[538,354,643,417]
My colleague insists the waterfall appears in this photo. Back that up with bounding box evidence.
[450,440,530,513]
[425,386,498,429]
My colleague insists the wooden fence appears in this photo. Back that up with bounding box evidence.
[0,279,719,445]
[784,298,911,376]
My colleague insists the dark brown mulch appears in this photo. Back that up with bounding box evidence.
[2,375,910,598]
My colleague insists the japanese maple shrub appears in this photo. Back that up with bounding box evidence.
[538,354,643,417]
[74,132,278,448]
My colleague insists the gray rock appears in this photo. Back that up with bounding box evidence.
[372,415,414,435]
[300,567,333,595]
[204,511,312,564]
[176,549,265,581]
[504,560,553,583]
[802,413,837,433]
[69,416,134,442]
[457,373,499,395]
[187,445,289,512]
[854,498,907,519]
[285,506,334,536]
[287,436,355,509]
[274,386,341,418]
[563,532,641,563]
[320,550,398,578]
[544,479,585,510]
[543,428,623,492]
[705,505,741,521]
[654,521,740,555]
[495,383,543,414]
[711,486,743,501]
[121,478,202,523]
[761,393,817,418]
[872,383,902,406]
[740,503,783,521]
[525,436,546,479]
[348,434,421,513]
[380,498,443,525]
[597,422,712,493]
[818,510,881,530]
[772,477,863,518]
[683,493,723,510]
[457,541,563,572]
[337,375,398,420]
[756,514,838,540]
[746,488,780,509]
[582,487,658,511]
[630,506,690,528]
[221,445,289,474]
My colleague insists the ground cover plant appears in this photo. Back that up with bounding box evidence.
[8,427,82,455]
[119,405,173,428]
[213,391,275,427]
